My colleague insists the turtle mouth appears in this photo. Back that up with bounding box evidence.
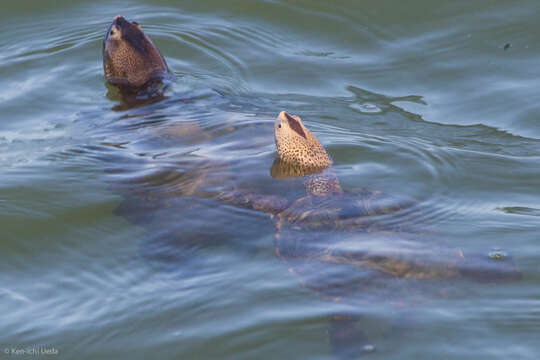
[104,16,128,43]
[113,15,127,26]
[113,15,128,28]
[278,111,307,139]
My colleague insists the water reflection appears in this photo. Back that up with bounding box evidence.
[2,1,538,357]
[105,79,170,111]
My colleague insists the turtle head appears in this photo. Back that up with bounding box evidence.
[274,111,332,170]
[104,16,147,65]
[105,16,141,43]
[103,16,169,87]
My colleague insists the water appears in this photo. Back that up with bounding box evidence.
[1,1,540,359]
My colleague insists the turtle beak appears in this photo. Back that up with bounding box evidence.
[280,111,299,125]
[113,15,128,29]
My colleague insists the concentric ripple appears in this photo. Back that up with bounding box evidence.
[1,1,539,360]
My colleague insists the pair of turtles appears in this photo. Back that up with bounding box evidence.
[103,17,521,357]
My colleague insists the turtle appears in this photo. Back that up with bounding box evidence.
[103,15,170,88]
[219,111,522,357]
[103,15,173,110]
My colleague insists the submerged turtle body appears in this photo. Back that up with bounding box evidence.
[227,113,476,282]
[226,164,514,294]
[220,111,521,356]
[221,111,520,286]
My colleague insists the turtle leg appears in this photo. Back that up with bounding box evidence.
[218,189,290,216]
[328,313,380,358]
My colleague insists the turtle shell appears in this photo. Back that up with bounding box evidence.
[272,188,521,304]
[275,188,407,232]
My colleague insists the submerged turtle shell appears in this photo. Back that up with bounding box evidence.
[270,186,521,304]
[276,186,405,232]
[271,186,453,285]
[221,159,521,292]
[221,112,521,305]
[221,111,522,357]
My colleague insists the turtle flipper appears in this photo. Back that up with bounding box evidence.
[329,314,379,358]
[218,189,291,216]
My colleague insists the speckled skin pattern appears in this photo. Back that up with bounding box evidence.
[274,111,332,169]
[274,111,341,197]
[103,16,169,87]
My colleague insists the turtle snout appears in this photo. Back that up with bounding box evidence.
[113,15,127,28]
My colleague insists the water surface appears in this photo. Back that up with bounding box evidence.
[1,1,540,359]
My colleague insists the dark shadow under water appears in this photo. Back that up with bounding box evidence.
[102,83,523,359]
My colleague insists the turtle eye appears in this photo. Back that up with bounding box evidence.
[278,124,281,128]
[110,30,115,36]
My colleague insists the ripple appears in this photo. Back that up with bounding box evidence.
[349,102,382,114]
[497,207,540,218]
[0,287,31,303]
[0,2,539,359]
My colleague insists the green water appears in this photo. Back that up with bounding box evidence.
[1,1,539,359]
